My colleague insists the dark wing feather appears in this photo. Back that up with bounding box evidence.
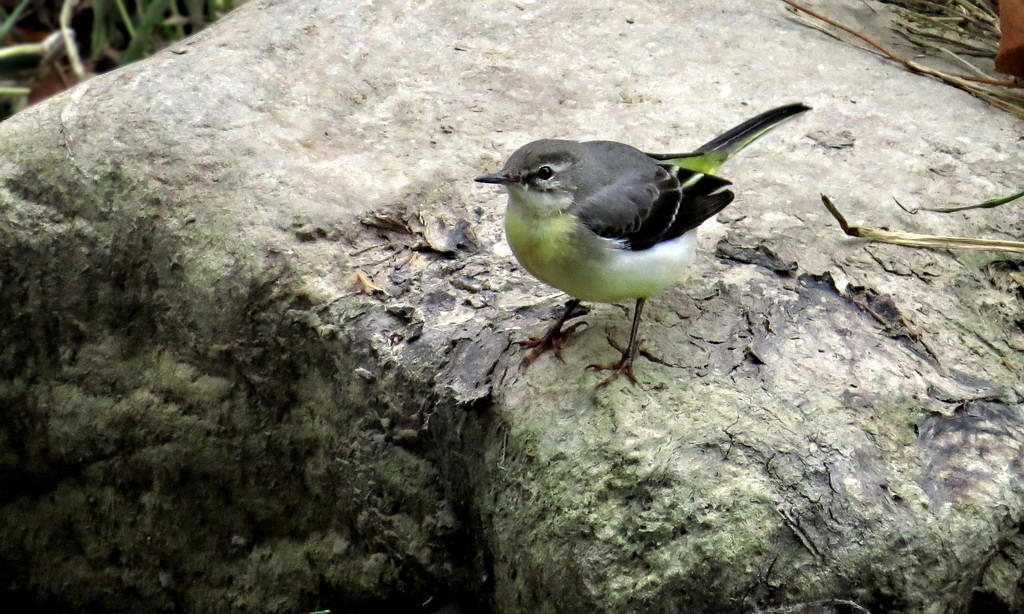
[573,165,734,251]
[658,168,734,245]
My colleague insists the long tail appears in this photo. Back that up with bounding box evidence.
[648,103,810,174]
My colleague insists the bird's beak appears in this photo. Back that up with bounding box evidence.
[474,172,511,185]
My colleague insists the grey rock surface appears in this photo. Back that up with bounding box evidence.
[1,0,1022,612]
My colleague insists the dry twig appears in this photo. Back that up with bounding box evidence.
[821,195,1024,253]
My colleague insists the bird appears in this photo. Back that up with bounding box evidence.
[475,103,810,387]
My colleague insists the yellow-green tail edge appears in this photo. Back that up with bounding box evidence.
[649,102,811,175]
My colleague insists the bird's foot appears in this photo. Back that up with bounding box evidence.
[581,298,651,388]
[605,333,670,366]
[586,349,639,388]
[587,332,665,388]
[520,321,588,367]
[587,333,642,388]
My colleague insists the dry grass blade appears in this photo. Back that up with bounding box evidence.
[59,0,85,79]
[783,0,1024,118]
[887,0,1000,55]
[821,195,1024,253]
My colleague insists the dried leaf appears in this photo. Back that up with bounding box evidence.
[354,270,387,295]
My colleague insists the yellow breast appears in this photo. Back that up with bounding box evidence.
[504,209,577,274]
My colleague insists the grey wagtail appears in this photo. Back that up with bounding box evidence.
[475,103,810,386]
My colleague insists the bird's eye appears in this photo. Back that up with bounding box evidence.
[536,166,554,180]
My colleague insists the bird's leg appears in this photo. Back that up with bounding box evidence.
[587,298,646,387]
[520,298,586,366]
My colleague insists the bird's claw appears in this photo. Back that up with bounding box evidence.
[586,355,639,388]
[519,321,587,367]
[603,334,667,366]
[588,332,648,387]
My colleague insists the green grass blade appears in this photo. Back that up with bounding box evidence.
[123,0,172,64]
[918,188,1024,213]
[0,0,35,43]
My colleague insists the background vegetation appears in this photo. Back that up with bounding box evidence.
[0,0,240,120]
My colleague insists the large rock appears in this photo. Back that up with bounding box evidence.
[1,0,1022,611]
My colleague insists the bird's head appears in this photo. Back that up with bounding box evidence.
[475,140,581,212]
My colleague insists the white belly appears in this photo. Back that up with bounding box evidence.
[578,230,699,302]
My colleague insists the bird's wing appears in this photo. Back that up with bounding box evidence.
[573,165,734,251]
